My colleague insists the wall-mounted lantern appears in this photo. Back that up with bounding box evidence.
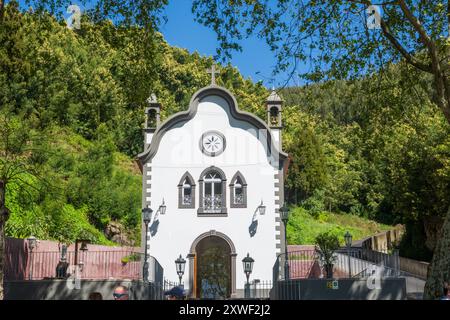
[258,200,266,215]
[159,198,166,215]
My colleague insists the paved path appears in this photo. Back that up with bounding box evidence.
[403,275,425,300]
[288,245,426,300]
[335,252,426,300]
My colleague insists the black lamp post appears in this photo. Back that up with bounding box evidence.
[175,254,186,285]
[74,239,89,270]
[344,231,353,278]
[79,241,89,252]
[142,206,153,282]
[27,236,37,280]
[280,205,290,280]
[242,253,254,298]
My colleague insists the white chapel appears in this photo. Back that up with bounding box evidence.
[137,70,288,298]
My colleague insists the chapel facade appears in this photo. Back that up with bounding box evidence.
[138,76,288,298]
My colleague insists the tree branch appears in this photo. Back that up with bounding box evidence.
[379,19,432,73]
[397,0,433,50]
[0,0,4,23]
[448,0,450,37]
[348,0,432,73]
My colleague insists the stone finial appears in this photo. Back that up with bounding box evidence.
[147,93,158,105]
[266,90,283,103]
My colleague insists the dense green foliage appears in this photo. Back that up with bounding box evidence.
[314,231,341,278]
[282,67,450,260]
[1,3,449,263]
[0,3,267,245]
[286,207,392,246]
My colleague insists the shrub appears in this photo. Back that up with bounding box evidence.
[314,231,341,278]
[121,253,141,264]
[302,190,326,218]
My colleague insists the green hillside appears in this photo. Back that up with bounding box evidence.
[287,207,392,246]
[1,2,450,262]
[0,3,268,246]
[4,126,142,245]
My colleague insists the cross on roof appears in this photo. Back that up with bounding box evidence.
[206,64,220,85]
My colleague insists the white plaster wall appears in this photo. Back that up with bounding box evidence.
[145,132,154,145]
[272,129,280,151]
[145,95,279,291]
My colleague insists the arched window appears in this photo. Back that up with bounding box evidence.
[178,172,195,208]
[198,167,227,215]
[229,171,247,208]
[269,106,280,126]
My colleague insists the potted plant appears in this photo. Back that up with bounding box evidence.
[121,253,141,265]
[314,231,340,279]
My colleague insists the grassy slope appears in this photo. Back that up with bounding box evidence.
[287,207,393,245]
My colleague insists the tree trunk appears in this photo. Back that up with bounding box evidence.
[0,180,9,300]
[423,206,450,299]
[325,263,334,279]
[0,218,4,300]
[0,0,4,21]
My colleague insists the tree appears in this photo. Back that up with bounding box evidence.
[282,108,329,202]
[0,0,168,29]
[191,0,450,298]
[192,0,450,122]
[315,231,340,279]
[0,113,50,299]
[424,207,450,299]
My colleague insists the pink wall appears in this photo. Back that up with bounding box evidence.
[4,237,141,281]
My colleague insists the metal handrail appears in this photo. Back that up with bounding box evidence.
[273,248,400,281]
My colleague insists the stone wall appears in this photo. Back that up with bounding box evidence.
[271,278,407,300]
[358,226,405,252]
[4,279,162,300]
[399,256,429,280]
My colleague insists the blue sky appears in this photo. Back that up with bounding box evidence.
[160,1,290,88]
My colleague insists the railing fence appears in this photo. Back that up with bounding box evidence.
[245,280,272,299]
[273,247,401,281]
[4,249,165,281]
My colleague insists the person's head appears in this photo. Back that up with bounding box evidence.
[164,286,185,300]
[88,292,103,300]
[113,286,129,300]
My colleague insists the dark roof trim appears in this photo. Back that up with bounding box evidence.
[229,171,247,186]
[177,171,196,187]
[199,165,226,181]
[137,84,288,164]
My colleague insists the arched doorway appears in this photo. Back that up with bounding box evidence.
[188,230,237,299]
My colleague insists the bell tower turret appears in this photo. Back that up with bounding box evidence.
[267,90,283,128]
[266,89,283,151]
[144,93,161,146]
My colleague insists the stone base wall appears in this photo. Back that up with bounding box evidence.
[4,279,161,300]
[271,278,407,300]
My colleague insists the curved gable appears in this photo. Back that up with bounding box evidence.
[137,84,288,164]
